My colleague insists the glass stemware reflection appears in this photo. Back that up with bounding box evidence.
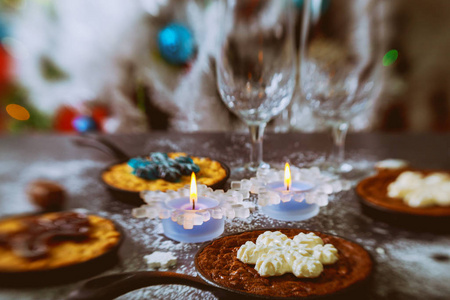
[217,0,296,173]
[300,0,383,174]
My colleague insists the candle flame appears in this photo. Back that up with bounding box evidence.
[190,172,197,210]
[284,162,291,191]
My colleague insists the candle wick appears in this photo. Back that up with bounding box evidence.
[192,200,195,210]
[287,185,290,191]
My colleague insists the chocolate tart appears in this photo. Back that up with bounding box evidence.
[195,229,373,299]
[0,211,123,286]
[356,169,450,231]
[68,229,372,300]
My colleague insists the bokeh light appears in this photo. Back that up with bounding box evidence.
[6,104,30,121]
[383,49,398,66]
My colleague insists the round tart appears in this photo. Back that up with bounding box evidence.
[196,229,372,298]
[0,212,121,275]
[101,152,229,193]
[356,169,450,217]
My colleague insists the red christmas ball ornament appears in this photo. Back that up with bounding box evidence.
[0,45,12,91]
[53,106,78,132]
[91,105,109,131]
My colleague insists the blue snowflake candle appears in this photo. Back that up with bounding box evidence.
[259,163,320,221]
[158,23,195,65]
[230,163,351,222]
[134,173,253,243]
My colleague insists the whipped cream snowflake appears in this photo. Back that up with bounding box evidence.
[237,231,339,278]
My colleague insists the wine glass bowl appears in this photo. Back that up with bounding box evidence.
[300,0,382,174]
[217,0,296,172]
[218,28,295,125]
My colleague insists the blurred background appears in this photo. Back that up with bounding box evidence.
[1,0,450,135]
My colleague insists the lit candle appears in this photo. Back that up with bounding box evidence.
[161,173,225,243]
[190,172,197,210]
[285,162,291,191]
[261,163,319,221]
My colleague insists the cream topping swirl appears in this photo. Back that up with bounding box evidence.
[292,256,324,278]
[293,232,324,248]
[256,231,288,247]
[311,244,339,265]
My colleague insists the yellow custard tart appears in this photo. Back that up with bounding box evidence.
[101,152,228,193]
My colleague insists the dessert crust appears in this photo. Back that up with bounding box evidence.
[102,152,227,192]
[356,169,450,217]
[0,213,121,272]
[196,229,372,298]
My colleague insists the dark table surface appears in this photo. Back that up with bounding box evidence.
[0,132,449,300]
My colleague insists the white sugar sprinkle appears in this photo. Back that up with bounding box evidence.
[144,251,177,269]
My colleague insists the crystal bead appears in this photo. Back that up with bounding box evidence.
[171,211,179,222]
[183,213,194,229]
[233,204,250,218]
[240,179,252,190]
[197,184,208,194]
[193,213,204,226]
[242,201,256,212]
[213,189,225,196]
[280,193,292,203]
[177,214,184,225]
[341,180,352,191]
[256,168,271,180]
[268,191,281,205]
[132,206,148,218]
[258,191,270,206]
[239,190,250,199]
[159,208,171,219]
[225,207,236,219]
[166,190,179,199]
[211,208,223,219]
[305,192,317,204]
[178,188,190,197]
[230,181,241,190]
[293,193,305,202]
[316,193,328,207]
[331,180,343,193]
[200,210,211,222]
[228,190,244,203]
[310,167,321,176]
[319,183,333,194]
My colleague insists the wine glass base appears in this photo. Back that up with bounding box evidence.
[317,160,375,181]
[231,161,270,179]
[327,162,353,174]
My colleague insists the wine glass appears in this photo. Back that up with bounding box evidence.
[216,0,296,173]
[299,0,383,174]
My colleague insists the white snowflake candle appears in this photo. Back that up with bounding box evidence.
[134,173,252,243]
[258,163,320,221]
[230,163,350,222]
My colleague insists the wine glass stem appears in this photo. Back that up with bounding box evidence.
[330,122,349,167]
[249,123,266,169]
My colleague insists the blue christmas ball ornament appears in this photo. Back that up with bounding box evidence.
[72,116,97,133]
[0,16,9,41]
[158,23,194,65]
